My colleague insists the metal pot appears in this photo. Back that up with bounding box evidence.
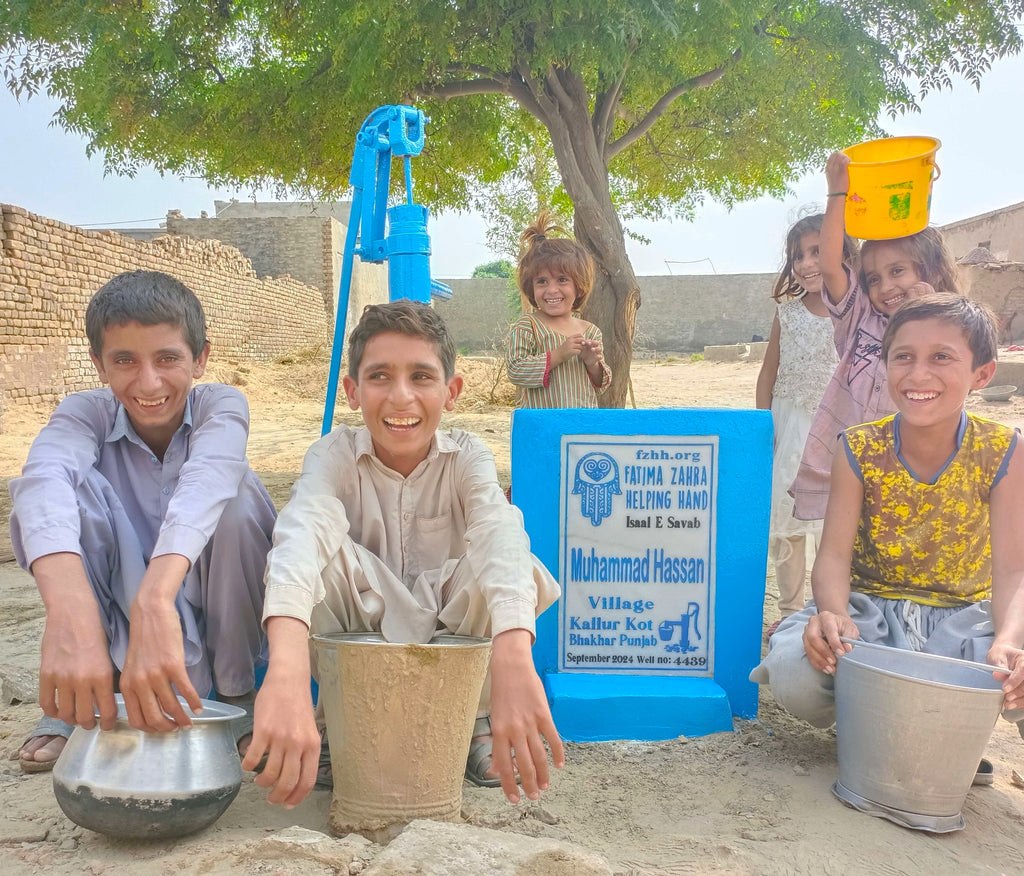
[52,695,245,839]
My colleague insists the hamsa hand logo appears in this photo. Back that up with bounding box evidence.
[572,452,621,526]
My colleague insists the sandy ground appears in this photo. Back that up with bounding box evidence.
[4,355,1024,874]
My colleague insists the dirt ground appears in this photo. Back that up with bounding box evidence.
[4,354,1024,875]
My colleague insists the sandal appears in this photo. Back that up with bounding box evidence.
[222,692,263,767]
[973,758,995,786]
[465,715,502,788]
[18,716,74,774]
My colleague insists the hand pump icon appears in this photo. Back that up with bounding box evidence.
[659,602,702,654]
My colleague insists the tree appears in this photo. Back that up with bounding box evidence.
[469,116,572,263]
[3,2,1022,405]
[471,260,515,279]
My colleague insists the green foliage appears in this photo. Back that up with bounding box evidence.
[504,277,523,319]
[3,1,1021,407]
[689,352,705,362]
[3,1,1020,212]
[468,117,573,261]
[471,259,515,279]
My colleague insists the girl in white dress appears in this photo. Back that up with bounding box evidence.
[756,214,857,636]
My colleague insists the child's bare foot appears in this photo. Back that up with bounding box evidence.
[17,719,72,773]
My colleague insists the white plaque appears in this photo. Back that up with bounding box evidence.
[559,435,718,675]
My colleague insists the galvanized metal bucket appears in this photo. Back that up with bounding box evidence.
[312,632,491,842]
[835,640,1004,825]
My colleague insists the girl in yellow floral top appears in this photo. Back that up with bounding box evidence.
[751,294,1024,750]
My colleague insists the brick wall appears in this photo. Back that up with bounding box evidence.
[960,262,1024,343]
[1,203,330,411]
[166,213,332,312]
[437,267,1024,354]
[166,210,388,329]
[436,274,778,354]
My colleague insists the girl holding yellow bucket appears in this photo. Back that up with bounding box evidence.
[789,144,959,524]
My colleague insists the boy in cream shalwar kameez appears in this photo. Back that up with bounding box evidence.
[245,301,563,809]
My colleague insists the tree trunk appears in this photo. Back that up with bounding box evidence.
[533,69,641,408]
[574,216,640,409]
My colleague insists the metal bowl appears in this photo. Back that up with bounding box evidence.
[976,384,1017,401]
[52,695,244,839]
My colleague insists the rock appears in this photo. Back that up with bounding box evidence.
[528,806,560,826]
[244,825,372,869]
[365,820,613,876]
[0,817,49,843]
[792,765,809,777]
[0,664,37,705]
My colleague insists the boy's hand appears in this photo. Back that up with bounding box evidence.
[120,553,202,732]
[802,610,858,674]
[986,643,1024,711]
[33,552,118,731]
[121,595,203,731]
[39,599,118,731]
[489,629,565,804]
[552,334,585,367]
[244,616,321,808]
[244,674,321,808]
[825,151,851,195]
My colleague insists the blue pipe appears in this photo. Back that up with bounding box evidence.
[321,187,364,436]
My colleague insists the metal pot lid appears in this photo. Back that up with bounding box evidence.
[312,632,491,648]
[98,693,245,724]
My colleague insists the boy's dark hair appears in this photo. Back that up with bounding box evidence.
[347,301,456,379]
[860,226,959,296]
[517,210,595,310]
[773,212,859,302]
[86,271,207,357]
[882,292,998,369]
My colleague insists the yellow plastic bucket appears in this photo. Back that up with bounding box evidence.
[842,136,941,240]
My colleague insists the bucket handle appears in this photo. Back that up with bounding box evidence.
[931,161,941,182]
[839,637,1005,677]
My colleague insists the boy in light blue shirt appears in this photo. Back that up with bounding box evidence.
[11,271,275,771]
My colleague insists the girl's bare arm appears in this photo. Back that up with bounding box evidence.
[804,441,863,673]
[988,440,1024,708]
[821,153,852,305]
[755,314,781,409]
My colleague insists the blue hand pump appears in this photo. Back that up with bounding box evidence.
[321,105,452,435]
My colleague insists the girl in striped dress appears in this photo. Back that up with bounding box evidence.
[506,212,612,408]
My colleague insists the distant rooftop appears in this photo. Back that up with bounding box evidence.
[213,200,352,223]
[958,246,1000,265]
[941,200,1024,232]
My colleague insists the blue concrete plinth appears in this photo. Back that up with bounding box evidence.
[513,408,772,742]
[545,672,733,741]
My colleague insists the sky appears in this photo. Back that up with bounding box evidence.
[1,51,1022,278]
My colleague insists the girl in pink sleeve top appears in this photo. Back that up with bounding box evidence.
[791,152,959,520]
